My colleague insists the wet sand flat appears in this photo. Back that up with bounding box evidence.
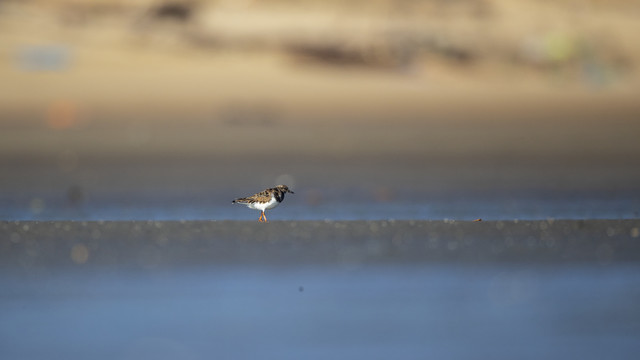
[3,220,640,269]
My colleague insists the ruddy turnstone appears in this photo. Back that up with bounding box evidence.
[232,185,294,222]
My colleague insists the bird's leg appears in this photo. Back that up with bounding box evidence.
[258,211,265,222]
[263,212,268,222]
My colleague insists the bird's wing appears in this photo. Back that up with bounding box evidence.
[233,189,273,204]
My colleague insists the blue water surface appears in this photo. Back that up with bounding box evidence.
[1,264,639,360]
[2,189,639,221]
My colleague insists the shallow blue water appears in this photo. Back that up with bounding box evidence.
[2,190,640,221]
[1,265,639,360]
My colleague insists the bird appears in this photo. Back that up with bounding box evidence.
[232,185,294,222]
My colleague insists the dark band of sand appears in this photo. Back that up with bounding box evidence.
[2,220,639,269]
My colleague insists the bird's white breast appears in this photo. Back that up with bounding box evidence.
[247,196,279,211]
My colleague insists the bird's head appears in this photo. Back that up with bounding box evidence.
[276,185,294,194]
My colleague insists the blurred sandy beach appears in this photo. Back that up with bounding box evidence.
[1,0,640,221]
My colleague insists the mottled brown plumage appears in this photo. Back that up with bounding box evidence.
[232,185,294,222]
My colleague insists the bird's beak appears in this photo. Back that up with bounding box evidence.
[289,190,295,194]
